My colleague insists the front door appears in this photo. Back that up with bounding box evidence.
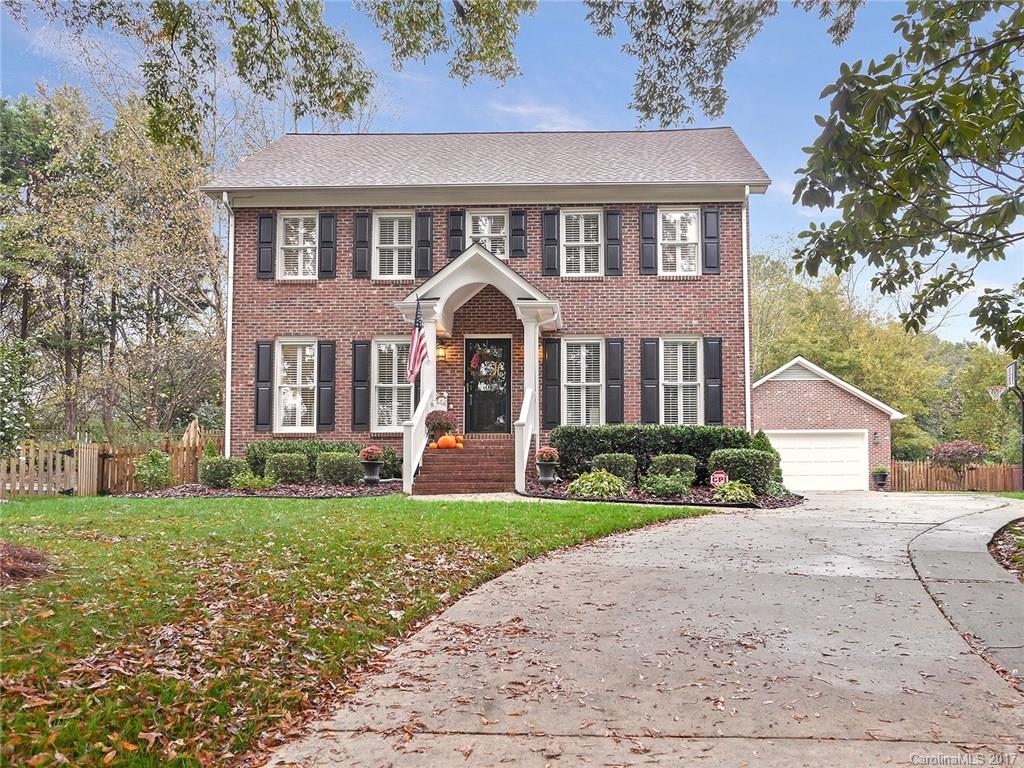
[464,338,512,433]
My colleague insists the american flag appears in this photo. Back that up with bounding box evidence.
[405,297,429,383]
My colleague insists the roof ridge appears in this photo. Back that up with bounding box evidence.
[281,127,736,137]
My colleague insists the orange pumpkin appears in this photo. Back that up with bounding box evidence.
[455,443,465,449]
[429,442,438,449]
[437,435,458,449]
[455,435,464,441]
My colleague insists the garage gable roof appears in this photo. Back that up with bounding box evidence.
[753,356,906,420]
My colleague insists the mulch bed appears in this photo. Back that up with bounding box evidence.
[989,520,1023,583]
[524,480,803,509]
[122,481,401,499]
[1,541,52,586]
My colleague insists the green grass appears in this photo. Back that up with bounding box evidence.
[997,491,1024,500]
[1,494,707,766]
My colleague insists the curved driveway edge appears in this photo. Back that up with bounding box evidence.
[909,499,1024,686]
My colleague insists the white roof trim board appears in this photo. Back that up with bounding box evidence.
[203,128,770,193]
[753,356,906,420]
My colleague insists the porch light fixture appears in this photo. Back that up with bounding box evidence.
[435,340,448,361]
[872,431,879,445]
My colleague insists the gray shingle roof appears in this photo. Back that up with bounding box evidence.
[204,128,770,191]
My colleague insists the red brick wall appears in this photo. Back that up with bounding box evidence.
[228,201,750,456]
[751,379,892,476]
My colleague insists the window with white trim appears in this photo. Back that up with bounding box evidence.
[276,340,316,432]
[561,209,603,276]
[467,210,508,258]
[372,340,413,431]
[661,338,701,425]
[373,212,414,279]
[657,208,700,276]
[563,339,603,426]
[277,212,318,279]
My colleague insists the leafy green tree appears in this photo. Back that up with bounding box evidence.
[948,344,1020,462]
[0,340,32,456]
[794,1,1024,356]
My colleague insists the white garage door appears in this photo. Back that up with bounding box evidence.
[763,430,868,492]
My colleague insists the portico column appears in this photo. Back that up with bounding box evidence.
[420,307,438,399]
[522,317,540,447]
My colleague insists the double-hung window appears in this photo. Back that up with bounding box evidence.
[657,208,700,276]
[561,209,602,276]
[661,338,701,425]
[373,340,414,431]
[277,212,318,279]
[276,339,316,432]
[563,339,603,426]
[467,210,508,258]
[373,212,414,279]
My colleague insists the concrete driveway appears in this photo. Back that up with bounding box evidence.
[268,493,1024,767]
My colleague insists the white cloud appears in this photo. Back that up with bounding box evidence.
[487,101,590,131]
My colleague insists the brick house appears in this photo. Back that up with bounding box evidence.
[202,129,770,493]
[752,356,905,491]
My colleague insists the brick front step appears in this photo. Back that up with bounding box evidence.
[413,437,515,494]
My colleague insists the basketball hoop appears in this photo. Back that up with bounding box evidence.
[987,384,1008,401]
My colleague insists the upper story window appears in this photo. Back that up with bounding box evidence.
[658,208,700,276]
[561,209,602,276]
[373,339,414,432]
[373,212,414,279]
[468,210,508,259]
[277,212,318,279]
[563,338,603,426]
[661,338,701,425]
[276,339,316,432]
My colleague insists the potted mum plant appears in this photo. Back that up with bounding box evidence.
[425,409,458,443]
[535,446,560,490]
[359,445,385,485]
[871,465,890,490]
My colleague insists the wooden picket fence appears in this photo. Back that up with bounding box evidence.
[889,460,1022,492]
[1,427,223,498]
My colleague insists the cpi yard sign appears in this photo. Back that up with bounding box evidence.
[710,469,729,487]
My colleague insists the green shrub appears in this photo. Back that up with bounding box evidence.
[203,439,219,459]
[751,430,783,481]
[708,448,775,494]
[380,445,401,479]
[639,472,692,498]
[550,425,752,482]
[316,452,362,485]
[264,452,308,484]
[648,453,697,484]
[592,453,636,483]
[133,449,173,491]
[230,468,277,492]
[198,456,246,488]
[765,480,791,498]
[565,469,627,499]
[244,439,360,476]
[712,480,755,504]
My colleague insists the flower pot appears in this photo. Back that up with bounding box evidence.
[536,461,558,490]
[362,460,383,486]
[872,471,889,491]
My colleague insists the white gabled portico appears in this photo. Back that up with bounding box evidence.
[394,243,562,494]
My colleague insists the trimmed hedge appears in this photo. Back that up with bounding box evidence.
[708,448,775,494]
[316,452,362,485]
[245,439,360,477]
[648,453,697,484]
[198,456,247,488]
[565,469,627,499]
[640,472,692,498]
[550,425,752,482]
[264,452,308,484]
[380,445,401,479]
[592,453,637,484]
[752,429,783,482]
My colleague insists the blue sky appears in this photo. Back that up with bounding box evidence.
[2,0,1018,342]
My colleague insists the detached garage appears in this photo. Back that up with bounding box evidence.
[752,357,905,491]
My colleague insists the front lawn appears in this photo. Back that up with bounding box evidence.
[1,495,707,766]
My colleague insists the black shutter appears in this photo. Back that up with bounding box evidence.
[448,210,465,259]
[605,210,622,276]
[257,213,275,279]
[640,208,657,275]
[318,212,336,279]
[510,209,527,258]
[542,210,560,276]
[352,212,371,278]
[640,338,659,424]
[352,341,371,431]
[542,338,561,429]
[702,207,720,275]
[605,338,624,424]
[415,211,433,277]
[254,341,274,432]
[316,340,336,432]
[703,336,724,425]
